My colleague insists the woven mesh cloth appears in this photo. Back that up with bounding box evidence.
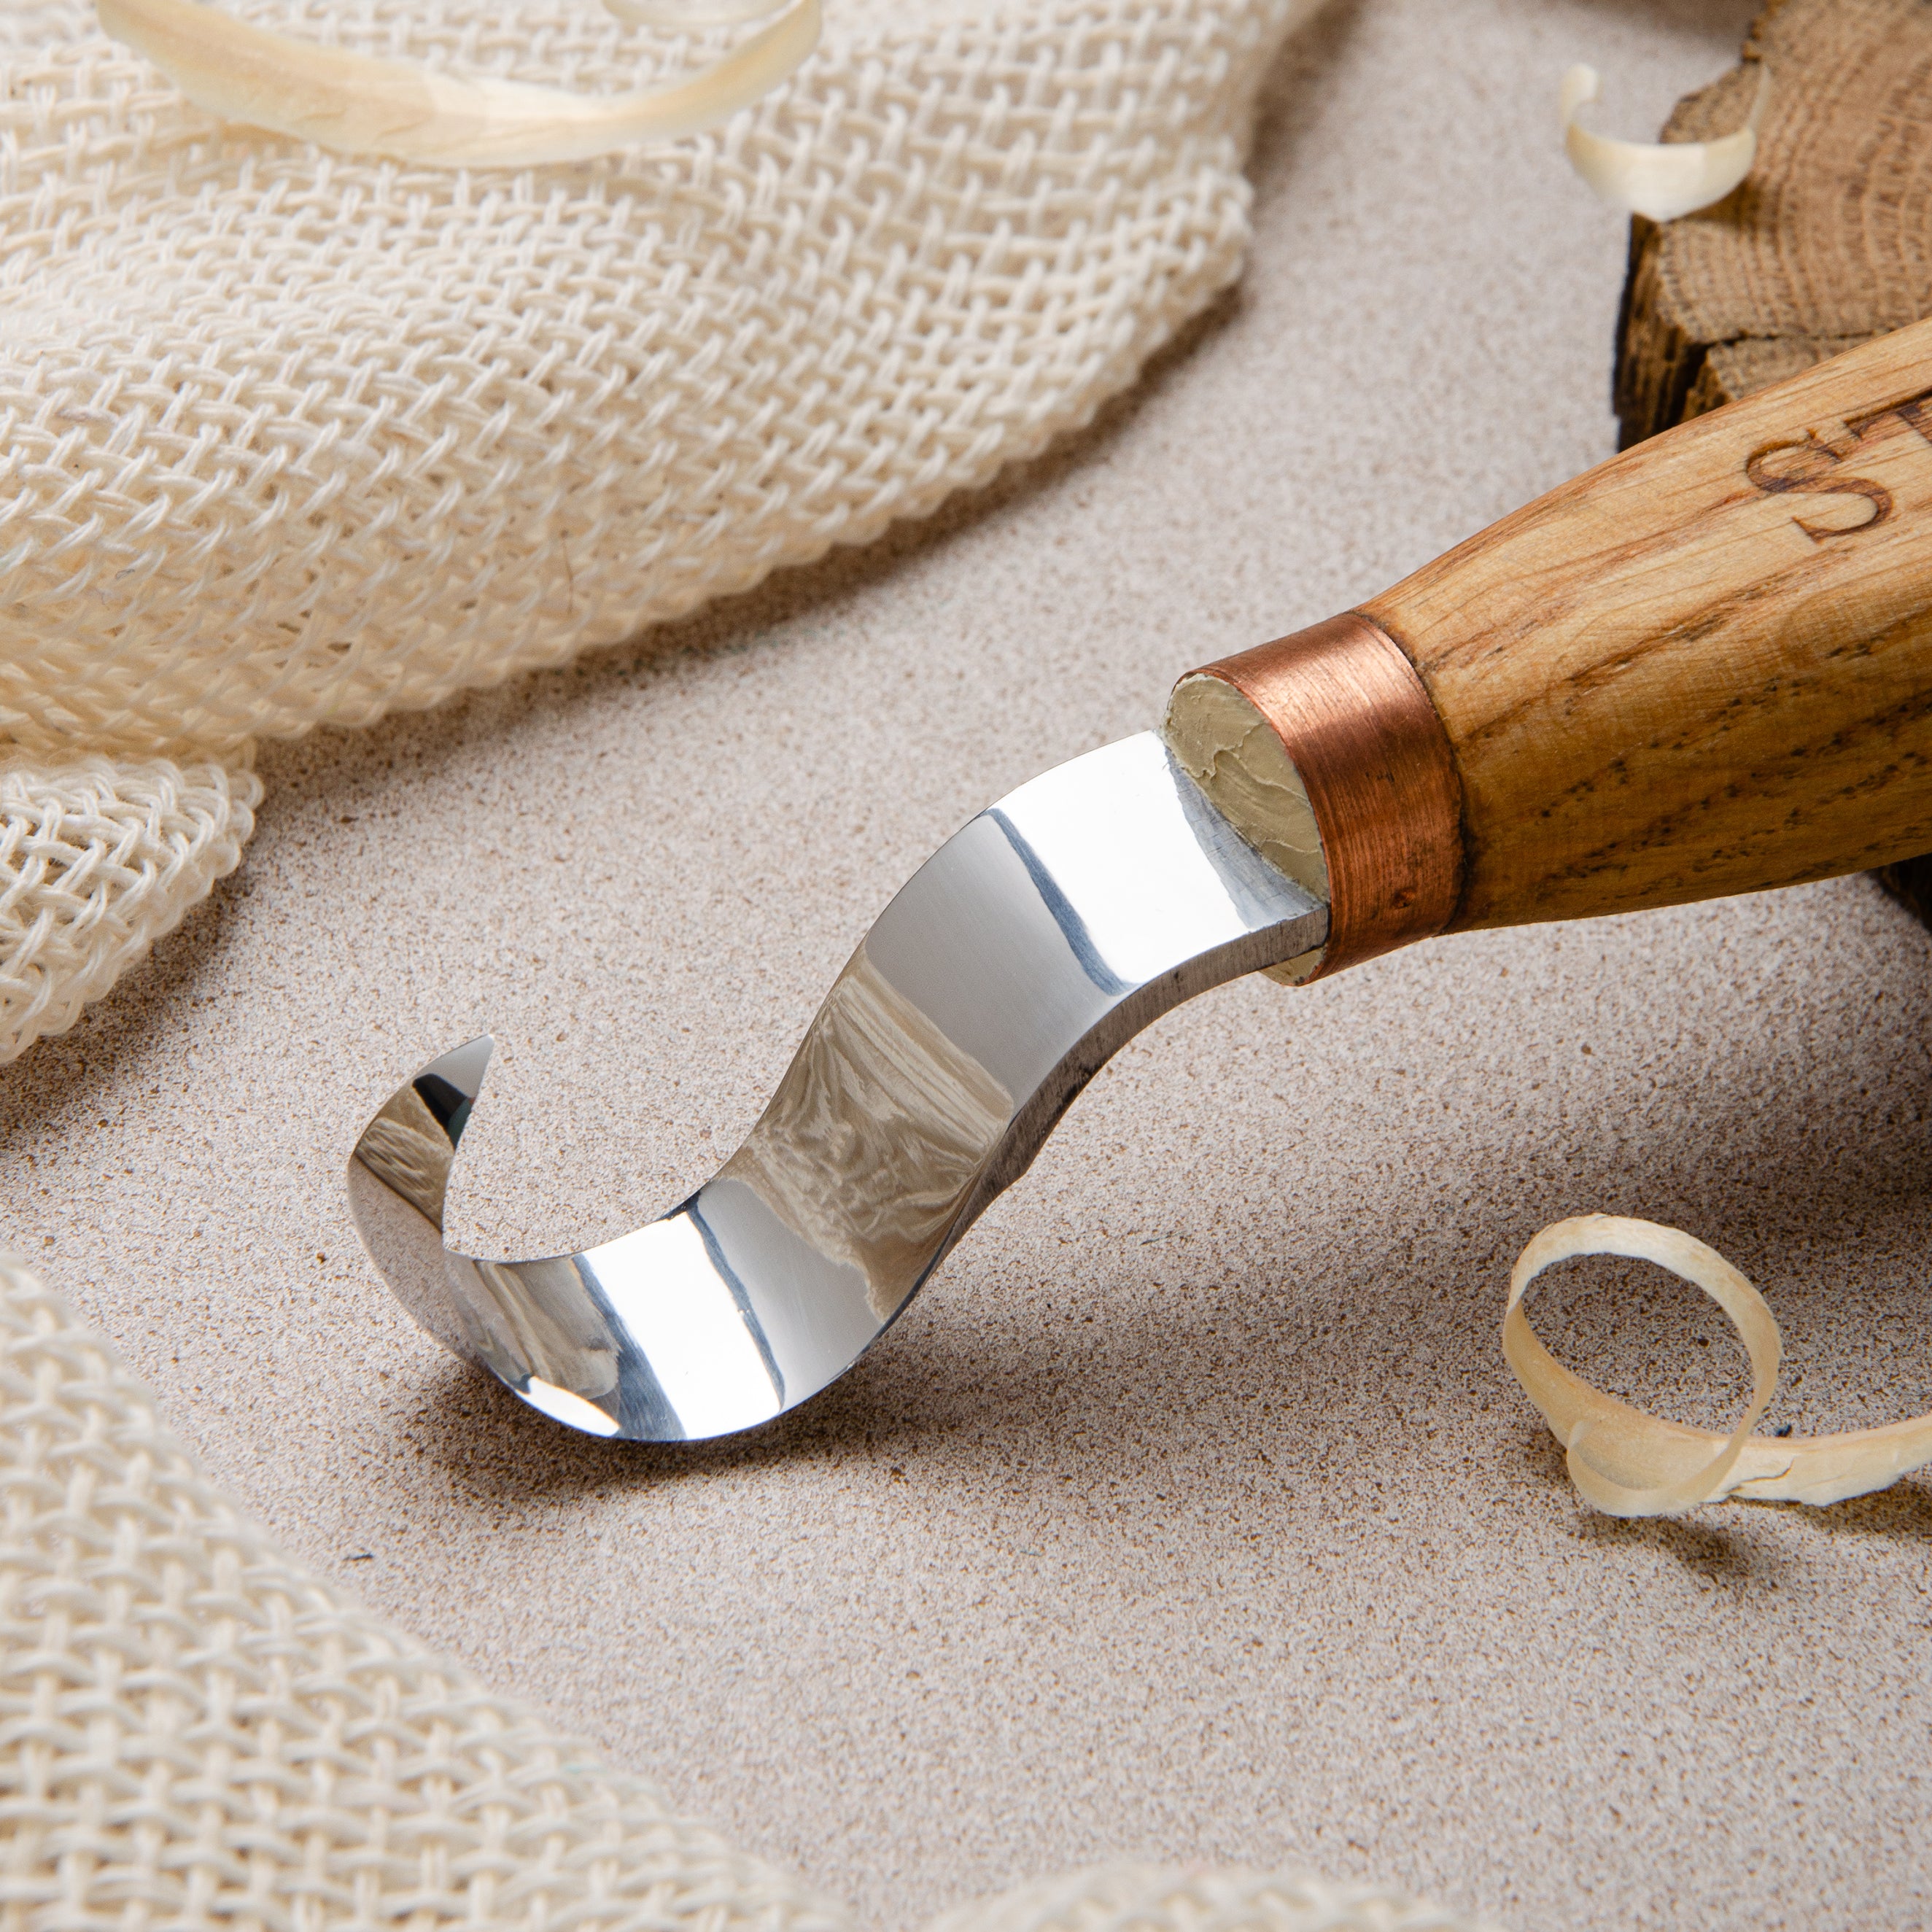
[0,0,1320,1063]
[0,1252,1482,1932]
[0,20,1490,1914]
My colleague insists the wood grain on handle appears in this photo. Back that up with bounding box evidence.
[1362,317,1932,931]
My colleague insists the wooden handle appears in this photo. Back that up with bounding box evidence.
[1362,317,1932,931]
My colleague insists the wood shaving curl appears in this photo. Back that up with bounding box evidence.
[1561,61,1769,222]
[93,0,821,168]
[1506,1214,1932,1516]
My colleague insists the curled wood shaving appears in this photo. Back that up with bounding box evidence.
[607,0,799,23]
[93,0,821,168]
[1506,1214,1932,1516]
[1561,61,1769,222]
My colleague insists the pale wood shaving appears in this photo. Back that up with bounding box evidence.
[1506,1214,1932,1515]
[94,0,820,167]
[1561,61,1769,222]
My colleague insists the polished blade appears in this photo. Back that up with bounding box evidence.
[347,732,1327,1440]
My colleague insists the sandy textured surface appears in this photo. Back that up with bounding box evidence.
[7,1,1931,1926]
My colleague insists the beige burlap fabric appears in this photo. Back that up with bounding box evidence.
[0,9,1488,1920]
[0,0,1319,1063]
[0,1252,1479,1931]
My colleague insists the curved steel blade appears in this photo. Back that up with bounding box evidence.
[347,732,1327,1441]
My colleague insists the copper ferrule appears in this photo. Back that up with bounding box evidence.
[1187,613,1464,979]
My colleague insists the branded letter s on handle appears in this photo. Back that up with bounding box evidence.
[1746,432,1893,543]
